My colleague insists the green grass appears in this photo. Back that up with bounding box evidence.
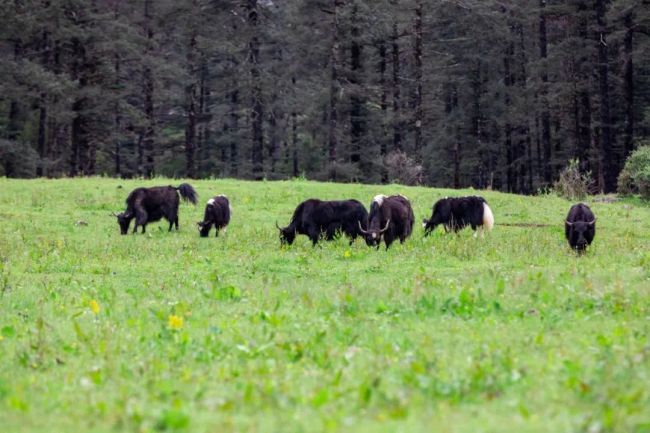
[0,178,649,433]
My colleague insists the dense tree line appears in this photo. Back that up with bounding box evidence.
[1,0,649,193]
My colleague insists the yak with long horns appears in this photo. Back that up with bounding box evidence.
[359,194,414,250]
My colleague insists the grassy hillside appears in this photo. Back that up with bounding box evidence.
[0,178,649,433]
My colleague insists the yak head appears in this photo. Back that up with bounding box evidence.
[359,219,390,248]
[566,218,596,252]
[422,199,450,236]
[276,222,296,246]
[422,218,436,236]
[197,221,212,238]
[112,211,133,235]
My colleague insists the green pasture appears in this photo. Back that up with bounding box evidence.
[0,178,648,433]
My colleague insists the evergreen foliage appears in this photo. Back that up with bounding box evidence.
[1,0,649,193]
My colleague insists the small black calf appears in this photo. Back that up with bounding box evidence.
[198,195,231,237]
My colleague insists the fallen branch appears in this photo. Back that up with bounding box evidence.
[498,222,553,228]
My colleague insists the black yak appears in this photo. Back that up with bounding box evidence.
[565,203,596,253]
[113,183,198,234]
[276,199,368,246]
[359,194,414,249]
[423,196,494,237]
[198,195,231,237]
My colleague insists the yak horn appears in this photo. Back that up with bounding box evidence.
[275,221,282,231]
[587,218,596,225]
[358,220,369,234]
[565,220,573,226]
[110,212,118,217]
[380,219,391,233]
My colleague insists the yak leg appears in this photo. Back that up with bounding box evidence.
[134,208,148,234]
[307,227,320,247]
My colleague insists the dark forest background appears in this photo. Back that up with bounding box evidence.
[1,0,650,193]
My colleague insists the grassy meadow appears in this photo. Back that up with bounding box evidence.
[0,177,649,433]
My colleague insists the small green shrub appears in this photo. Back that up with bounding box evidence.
[553,159,593,200]
[618,144,650,199]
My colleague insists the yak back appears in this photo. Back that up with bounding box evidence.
[204,196,231,228]
[125,186,179,216]
[431,196,485,229]
[566,203,595,223]
[289,199,366,231]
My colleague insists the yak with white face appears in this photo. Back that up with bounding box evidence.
[423,196,494,237]
[112,183,197,235]
[197,195,231,238]
[359,194,414,250]
[565,203,596,253]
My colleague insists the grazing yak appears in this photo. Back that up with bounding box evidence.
[197,195,231,238]
[276,199,368,246]
[423,196,494,237]
[113,183,198,234]
[565,203,596,253]
[359,195,414,249]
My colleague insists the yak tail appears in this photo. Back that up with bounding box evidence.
[176,183,198,205]
[482,203,494,230]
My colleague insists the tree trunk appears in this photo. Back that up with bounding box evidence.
[596,0,614,192]
[623,12,634,157]
[392,18,402,151]
[413,0,423,154]
[379,41,388,183]
[36,30,50,177]
[292,108,299,178]
[142,0,155,178]
[327,0,341,166]
[349,2,363,165]
[185,35,197,179]
[229,89,239,176]
[248,0,264,180]
[539,0,551,186]
[114,50,121,177]
[198,58,211,175]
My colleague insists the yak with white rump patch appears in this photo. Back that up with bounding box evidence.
[423,196,494,237]
[112,184,198,234]
[359,195,414,249]
[277,199,368,246]
[565,203,596,253]
[198,195,231,237]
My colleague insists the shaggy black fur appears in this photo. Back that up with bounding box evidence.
[277,199,369,246]
[114,183,197,235]
[198,196,231,238]
[423,196,488,235]
[361,195,414,250]
[565,203,596,253]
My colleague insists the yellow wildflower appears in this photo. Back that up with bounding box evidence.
[343,250,351,258]
[168,315,184,330]
[89,300,100,315]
